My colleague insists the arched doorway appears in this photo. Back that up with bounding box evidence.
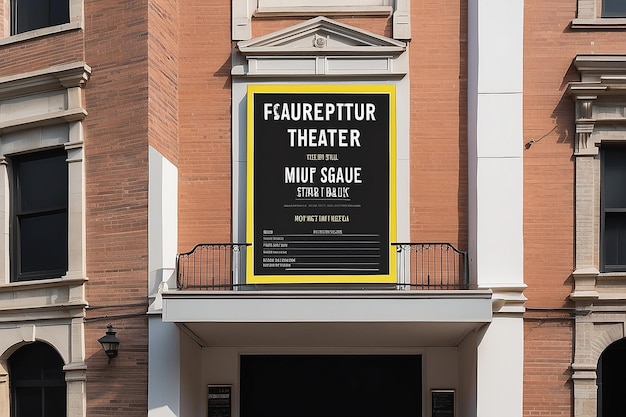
[598,338,626,417]
[8,342,66,417]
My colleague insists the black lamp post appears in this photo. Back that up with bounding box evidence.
[98,324,120,363]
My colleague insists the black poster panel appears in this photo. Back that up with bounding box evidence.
[250,89,392,282]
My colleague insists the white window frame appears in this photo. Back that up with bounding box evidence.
[0,0,82,45]
[571,0,626,29]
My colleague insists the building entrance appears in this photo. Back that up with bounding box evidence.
[240,355,422,417]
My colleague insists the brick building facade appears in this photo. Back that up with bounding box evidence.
[0,0,624,416]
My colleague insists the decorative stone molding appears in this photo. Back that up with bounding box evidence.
[0,62,91,100]
[568,53,626,417]
[234,16,407,77]
[478,284,527,314]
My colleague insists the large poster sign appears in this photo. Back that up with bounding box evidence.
[246,85,396,284]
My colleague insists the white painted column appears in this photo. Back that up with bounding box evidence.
[148,318,181,417]
[468,0,525,416]
[148,147,178,311]
[148,146,180,416]
[476,317,524,417]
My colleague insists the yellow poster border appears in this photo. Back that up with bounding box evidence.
[246,84,397,284]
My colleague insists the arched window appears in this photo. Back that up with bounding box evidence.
[8,342,66,417]
[598,338,626,417]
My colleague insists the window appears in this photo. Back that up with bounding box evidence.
[601,145,626,272]
[10,0,69,35]
[11,149,68,281]
[8,342,67,417]
[603,0,626,17]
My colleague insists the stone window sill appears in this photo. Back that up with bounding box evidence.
[571,18,626,29]
[0,21,82,47]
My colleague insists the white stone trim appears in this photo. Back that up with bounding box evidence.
[232,0,410,41]
[568,53,626,417]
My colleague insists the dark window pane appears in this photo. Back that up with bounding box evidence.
[604,213,626,270]
[603,147,626,208]
[603,0,626,17]
[12,149,68,281]
[602,145,626,272]
[18,212,68,275]
[17,152,67,211]
[14,387,42,416]
[11,0,69,35]
[44,386,67,417]
[50,0,70,26]
[9,343,65,383]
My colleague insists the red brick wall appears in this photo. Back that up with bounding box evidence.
[0,30,83,77]
[148,0,179,164]
[83,0,150,414]
[177,1,233,251]
[524,319,574,417]
[251,16,391,39]
[409,1,467,248]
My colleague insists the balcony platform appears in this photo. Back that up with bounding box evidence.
[161,289,492,347]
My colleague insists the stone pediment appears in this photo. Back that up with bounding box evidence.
[237,16,406,56]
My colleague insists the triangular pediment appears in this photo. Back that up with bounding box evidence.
[237,16,406,56]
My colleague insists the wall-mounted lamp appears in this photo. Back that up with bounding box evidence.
[98,324,120,363]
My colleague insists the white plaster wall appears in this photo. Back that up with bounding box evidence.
[476,317,523,417]
[424,348,459,417]
[475,156,524,283]
[148,146,178,309]
[203,348,241,417]
[467,0,524,286]
[475,0,523,94]
[147,147,180,416]
[459,331,479,417]
[148,319,181,417]
[180,330,202,417]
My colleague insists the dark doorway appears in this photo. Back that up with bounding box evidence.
[598,338,626,417]
[240,355,422,417]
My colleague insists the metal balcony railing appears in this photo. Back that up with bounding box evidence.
[176,243,249,290]
[393,243,469,290]
[176,242,468,290]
